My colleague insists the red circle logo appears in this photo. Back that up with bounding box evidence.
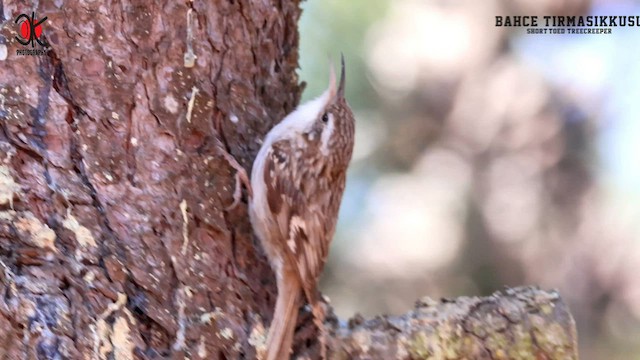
[14,12,49,48]
[20,20,30,39]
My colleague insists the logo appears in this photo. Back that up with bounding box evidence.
[14,12,49,56]
[495,15,640,35]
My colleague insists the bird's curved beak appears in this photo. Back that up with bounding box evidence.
[338,54,346,99]
[328,54,346,101]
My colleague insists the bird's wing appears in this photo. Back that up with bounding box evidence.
[263,138,339,292]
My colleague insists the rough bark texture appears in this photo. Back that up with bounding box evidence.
[1,0,302,358]
[329,287,578,360]
[0,1,578,359]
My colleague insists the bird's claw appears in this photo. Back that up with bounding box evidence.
[221,150,253,211]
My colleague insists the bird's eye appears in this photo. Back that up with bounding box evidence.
[321,113,329,123]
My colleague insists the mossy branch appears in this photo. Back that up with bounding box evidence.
[324,286,578,360]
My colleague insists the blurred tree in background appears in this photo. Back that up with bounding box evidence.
[299,0,640,359]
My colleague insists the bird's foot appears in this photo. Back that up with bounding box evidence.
[220,149,253,210]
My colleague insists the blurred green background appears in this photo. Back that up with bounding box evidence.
[297,0,640,359]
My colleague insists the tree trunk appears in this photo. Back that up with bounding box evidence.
[0,1,577,359]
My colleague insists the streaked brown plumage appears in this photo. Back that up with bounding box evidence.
[249,57,355,360]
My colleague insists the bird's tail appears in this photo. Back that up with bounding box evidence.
[265,277,300,360]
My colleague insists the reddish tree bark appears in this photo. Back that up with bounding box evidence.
[1,0,302,358]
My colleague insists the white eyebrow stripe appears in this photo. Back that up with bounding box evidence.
[262,89,331,148]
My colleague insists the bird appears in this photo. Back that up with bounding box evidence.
[249,56,355,360]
